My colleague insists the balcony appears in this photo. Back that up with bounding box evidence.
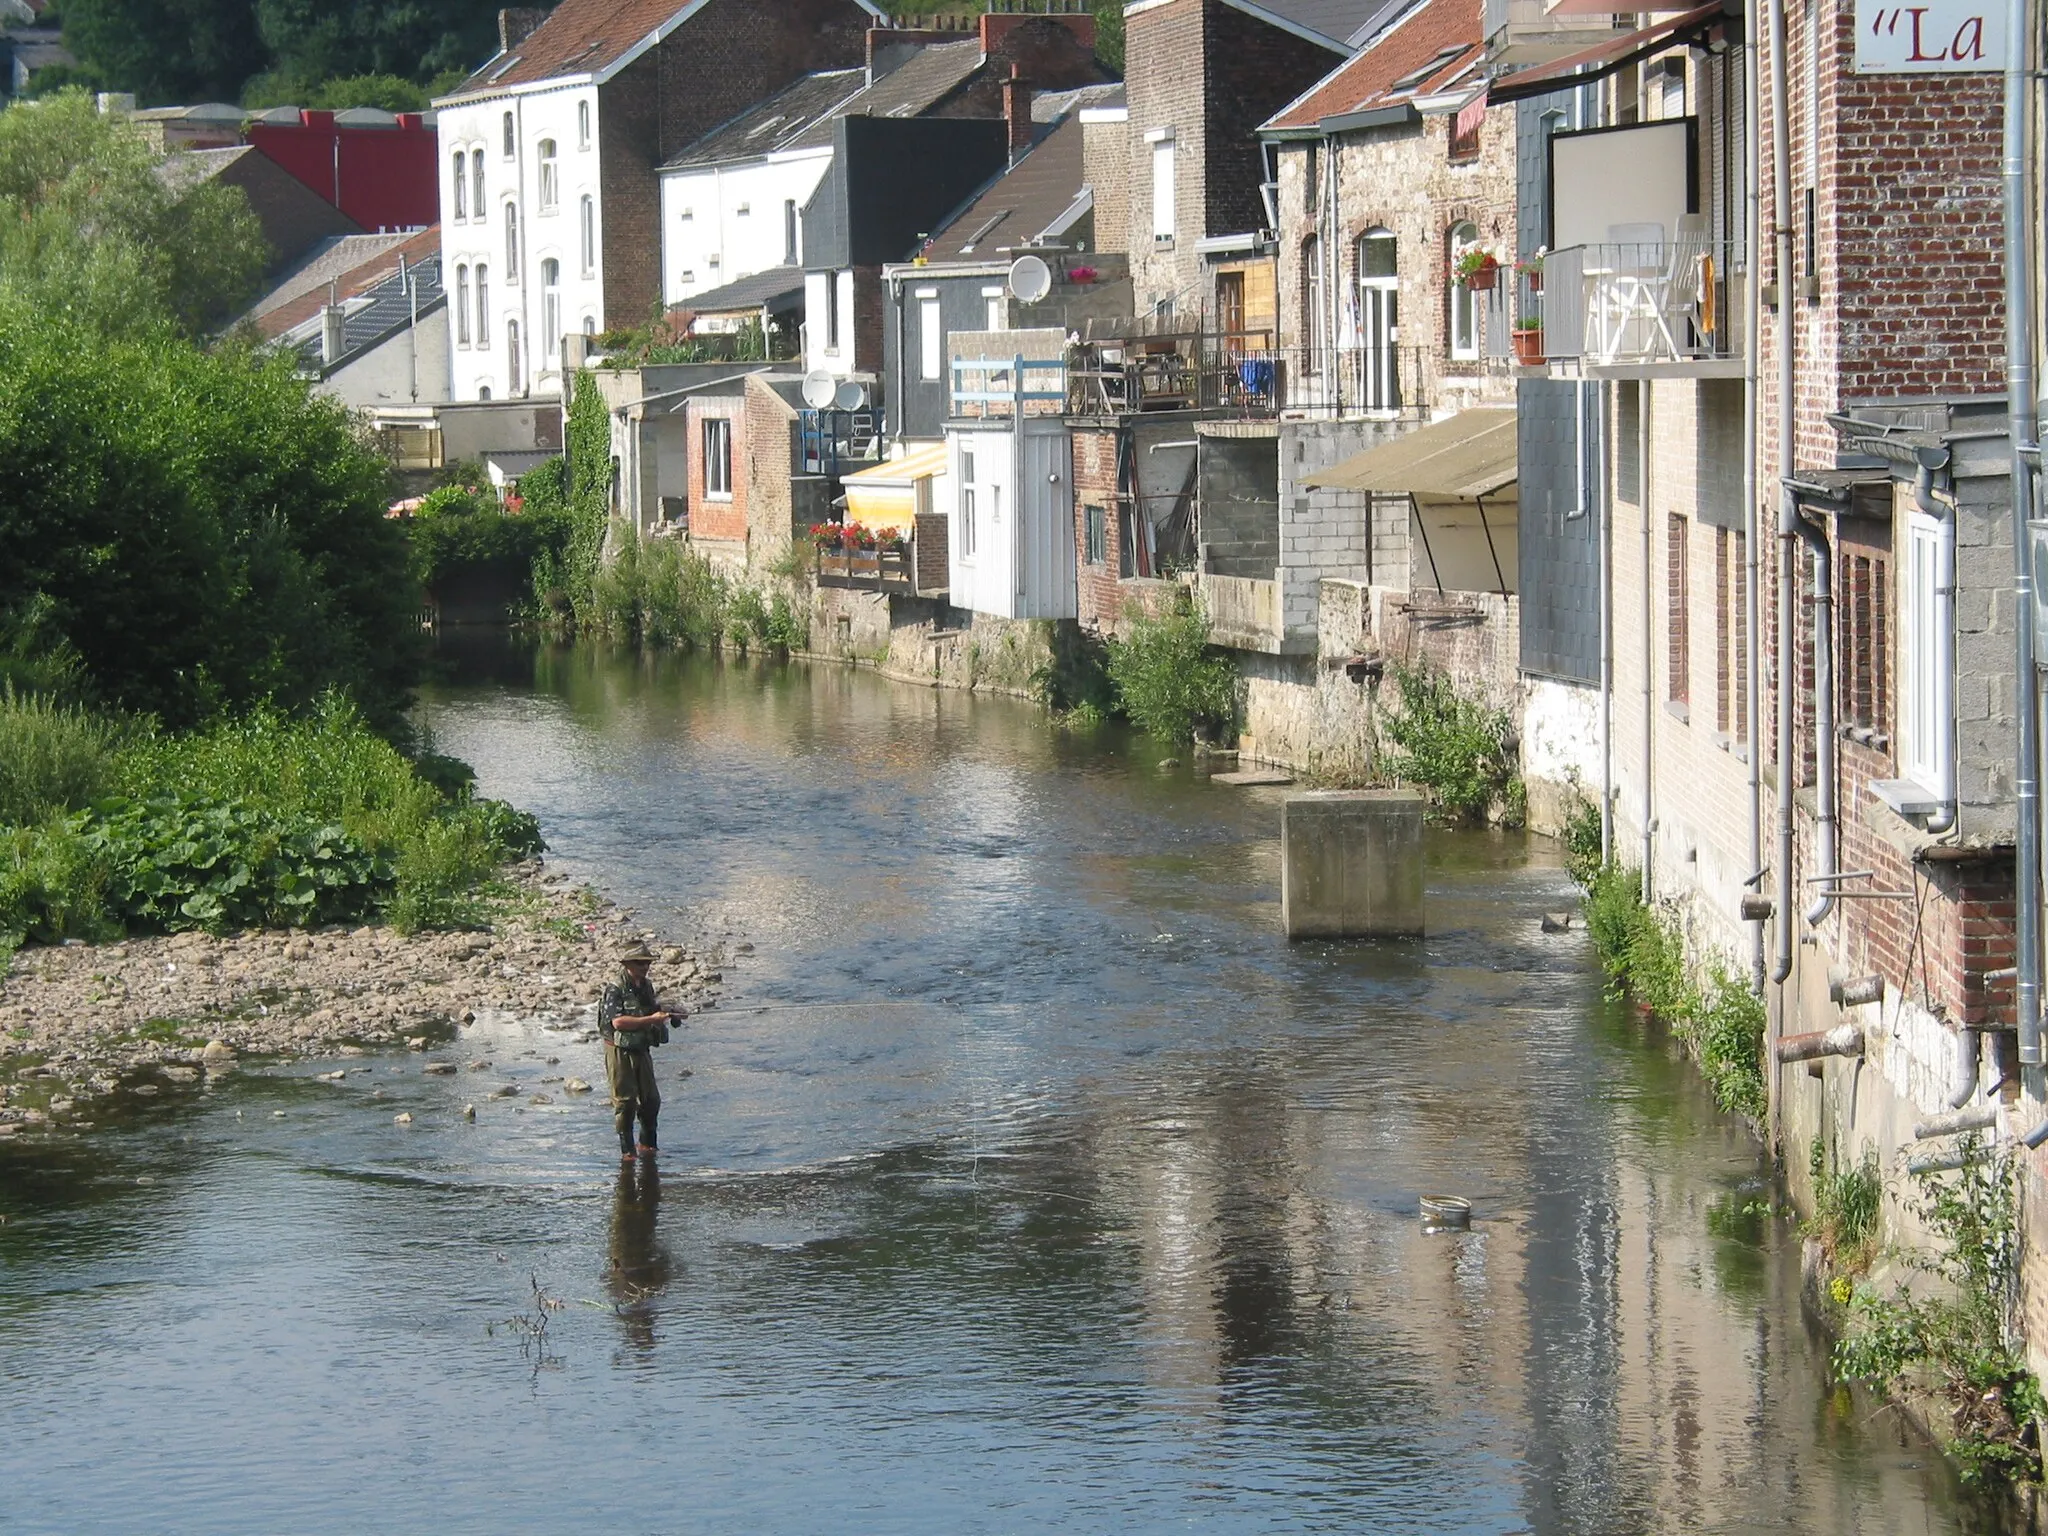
[1519,229,1746,379]
[1484,0,1638,65]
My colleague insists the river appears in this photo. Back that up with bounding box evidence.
[0,641,1986,1533]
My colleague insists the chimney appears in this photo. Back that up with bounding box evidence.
[866,23,956,86]
[321,304,346,366]
[1002,65,1033,159]
[499,6,547,53]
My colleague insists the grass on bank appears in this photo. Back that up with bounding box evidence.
[0,691,542,964]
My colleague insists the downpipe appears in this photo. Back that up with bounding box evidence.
[2002,0,2043,1067]
[1769,0,1798,986]
[1800,511,1838,926]
[1945,1022,1982,1110]
[1743,0,1765,989]
[1916,460,1960,835]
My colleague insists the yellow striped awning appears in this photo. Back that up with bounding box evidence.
[841,441,950,532]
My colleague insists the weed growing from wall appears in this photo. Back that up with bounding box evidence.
[1836,1140,2047,1485]
[1382,663,1523,825]
[1104,602,1237,746]
[1805,1138,1882,1276]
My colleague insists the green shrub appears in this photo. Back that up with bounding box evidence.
[764,590,806,651]
[403,483,571,601]
[1105,603,1237,745]
[388,810,494,934]
[0,683,126,826]
[1562,782,1604,887]
[1690,961,1767,1121]
[1837,1141,2048,1486]
[0,817,111,953]
[1806,1139,1882,1274]
[1382,663,1517,822]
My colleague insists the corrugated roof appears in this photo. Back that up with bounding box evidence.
[663,69,866,169]
[918,114,1085,263]
[783,38,984,150]
[681,264,806,315]
[1261,0,1479,134]
[1302,406,1516,496]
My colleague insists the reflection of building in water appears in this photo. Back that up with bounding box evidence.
[608,1162,675,1355]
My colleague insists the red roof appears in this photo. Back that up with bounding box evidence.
[255,226,443,339]
[452,0,707,93]
[1261,0,1481,134]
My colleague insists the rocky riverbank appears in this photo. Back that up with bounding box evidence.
[0,860,723,1135]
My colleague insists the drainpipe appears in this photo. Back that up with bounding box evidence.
[1914,458,1959,835]
[2003,0,2043,1066]
[1600,388,1615,864]
[1769,0,1798,985]
[1641,386,1655,902]
[1946,1022,1982,1110]
[1800,510,1838,926]
[1743,4,1766,987]
[1326,134,1342,418]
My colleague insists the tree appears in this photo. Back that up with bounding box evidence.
[0,310,423,731]
[62,0,269,104]
[0,90,268,336]
[243,71,432,112]
[254,0,503,89]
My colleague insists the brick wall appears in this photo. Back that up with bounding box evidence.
[913,511,949,593]
[685,394,748,546]
[742,375,798,569]
[1083,114,1129,256]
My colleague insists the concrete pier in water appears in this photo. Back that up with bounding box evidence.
[1280,789,1425,940]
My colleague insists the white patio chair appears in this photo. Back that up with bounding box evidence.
[1600,216,1707,363]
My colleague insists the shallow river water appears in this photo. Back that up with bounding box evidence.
[0,642,1991,1533]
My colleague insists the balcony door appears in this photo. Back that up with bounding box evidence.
[1355,229,1400,414]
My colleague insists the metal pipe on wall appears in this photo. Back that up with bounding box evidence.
[1743,13,1766,988]
[1769,0,1798,986]
[1915,460,1960,835]
[1800,510,1838,925]
[1641,388,1655,903]
[2001,0,2043,1065]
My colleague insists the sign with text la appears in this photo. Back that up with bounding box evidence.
[1855,0,2006,71]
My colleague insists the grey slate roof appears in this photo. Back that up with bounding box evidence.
[1230,0,1408,47]
[242,232,421,324]
[681,264,805,315]
[917,113,1085,263]
[662,69,865,169]
[783,38,984,150]
[286,253,444,376]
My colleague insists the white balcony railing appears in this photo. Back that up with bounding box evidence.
[1535,226,1745,374]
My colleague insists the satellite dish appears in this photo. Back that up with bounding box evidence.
[1007,254,1052,304]
[833,380,867,411]
[801,370,837,409]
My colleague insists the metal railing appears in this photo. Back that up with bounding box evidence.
[951,355,1067,415]
[1534,236,1746,368]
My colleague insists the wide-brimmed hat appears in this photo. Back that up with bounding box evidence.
[619,941,658,964]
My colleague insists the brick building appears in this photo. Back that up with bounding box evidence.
[432,0,880,402]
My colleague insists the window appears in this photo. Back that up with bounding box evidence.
[1904,510,1945,786]
[703,417,732,498]
[1302,236,1326,378]
[1448,221,1480,360]
[478,385,492,400]
[582,315,596,336]
[1151,134,1176,243]
[960,449,976,558]
[501,111,514,158]
[506,318,522,394]
[983,287,1005,332]
[1356,229,1400,413]
[471,149,485,221]
[1085,504,1106,566]
[537,140,558,212]
[919,298,942,381]
[504,203,519,281]
[578,100,591,150]
[541,258,561,362]
[1449,97,1483,161]
[1615,382,1641,502]
[1841,530,1891,747]
[1668,513,1690,709]
[474,264,489,347]
[825,272,841,353]
[452,151,467,220]
[783,199,798,265]
[455,265,470,344]
[580,196,595,276]
[1716,528,1749,741]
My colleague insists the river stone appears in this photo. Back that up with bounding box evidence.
[1541,912,1574,933]
[132,1084,160,1096]
[564,1078,591,1094]
[490,1084,518,1098]
[317,1070,347,1081]
[405,1036,427,1051]
[393,1112,413,1125]
[528,1094,553,1106]
[422,1062,457,1076]
[462,1104,476,1120]
[202,1039,236,1062]
[161,1066,200,1083]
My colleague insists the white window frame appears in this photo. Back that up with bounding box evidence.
[1448,221,1480,361]
[784,199,799,265]
[474,263,489,348]
[541,258,561,363]
[470,149,485,222]
[501,111,514,159]
[825,271,842,353]
[455,264,470,345]
[580,195,595,277]
[537,140,559,214]
[703,417,733,499]
[982,286,1005,332]
[919,297,942,381]
[451,150,467,220]
[961,483,977,559]
[504,203,520,281]
[578,100,591,150]
[1904,509,1946,788]
[1149,130,1176,244]
[507,318,522,394]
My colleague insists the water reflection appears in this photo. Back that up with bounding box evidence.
[607,1161,673,1356]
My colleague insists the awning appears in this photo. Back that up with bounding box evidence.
[1303,407,1517,497]
[1488,2,1734,103]
[842,440,949,530]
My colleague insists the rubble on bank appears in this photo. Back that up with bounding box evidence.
[0,861,721,1133]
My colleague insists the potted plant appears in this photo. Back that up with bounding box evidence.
[1515,249,1547,292]
[1454,244,1500,291]
[1512,317,1545,366]
[1067,264,1099,285]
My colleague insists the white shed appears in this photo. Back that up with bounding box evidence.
[947,416,1076,620]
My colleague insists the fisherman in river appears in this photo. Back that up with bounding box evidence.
[599,942,683,1161]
